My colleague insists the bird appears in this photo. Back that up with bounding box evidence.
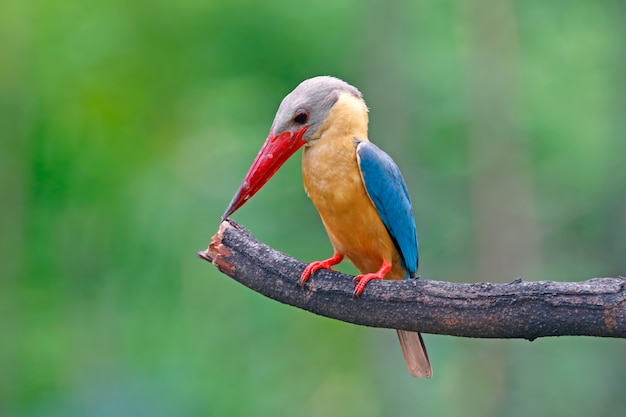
[222,76,432,378]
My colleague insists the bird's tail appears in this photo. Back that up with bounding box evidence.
[396,330,432,378]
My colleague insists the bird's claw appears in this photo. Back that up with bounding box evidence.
[299,262,327,286]
[299,253,344,287]
[352,273,383,298]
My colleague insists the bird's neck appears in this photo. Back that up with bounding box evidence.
[307,92,369,145]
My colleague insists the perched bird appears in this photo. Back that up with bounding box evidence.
[223,76,432,378]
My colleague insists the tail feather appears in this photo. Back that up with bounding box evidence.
[396,329,432,378]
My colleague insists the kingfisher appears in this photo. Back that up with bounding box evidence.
[222,76,432,378]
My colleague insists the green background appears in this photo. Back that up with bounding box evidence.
[2,0,625,416]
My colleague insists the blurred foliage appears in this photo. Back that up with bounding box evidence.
[1,0,625,416]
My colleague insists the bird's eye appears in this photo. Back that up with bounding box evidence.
[293,111,308,124]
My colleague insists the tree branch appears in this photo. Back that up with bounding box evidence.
[197,219,626,340]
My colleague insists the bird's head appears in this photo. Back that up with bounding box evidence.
[223,76,364,218]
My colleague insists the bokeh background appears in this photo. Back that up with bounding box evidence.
[2,0,625,416]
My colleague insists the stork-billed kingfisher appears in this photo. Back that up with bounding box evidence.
[223,76,432,378]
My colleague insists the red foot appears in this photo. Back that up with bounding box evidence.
[352,260,392,297]
[299,252,344,286]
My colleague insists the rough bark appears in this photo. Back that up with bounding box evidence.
[197,219,626,340]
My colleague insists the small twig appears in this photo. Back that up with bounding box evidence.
[198,219,626,340]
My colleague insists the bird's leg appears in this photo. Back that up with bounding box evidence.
[352,259,392,297]
[299,252,344,286]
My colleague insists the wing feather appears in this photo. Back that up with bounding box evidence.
[356,140,418,276]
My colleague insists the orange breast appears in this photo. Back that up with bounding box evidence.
[302,136,406,280]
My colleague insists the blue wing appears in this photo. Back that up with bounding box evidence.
[356,140,418,278]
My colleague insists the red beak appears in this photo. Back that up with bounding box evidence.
[223,126,308,218]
